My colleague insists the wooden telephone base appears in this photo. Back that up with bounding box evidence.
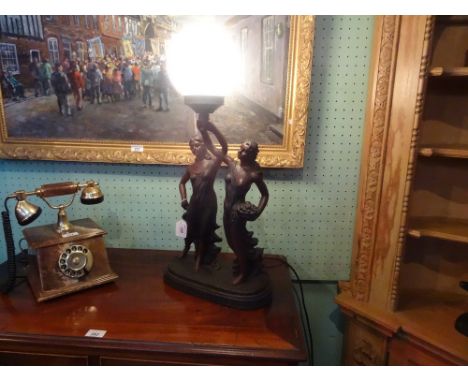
[22,218,118,302]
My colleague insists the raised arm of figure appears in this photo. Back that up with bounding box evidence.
[197,120,230,164]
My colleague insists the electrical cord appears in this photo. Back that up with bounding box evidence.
[1,206,16,293]
[264,257,314,365]
[291,280,314,366]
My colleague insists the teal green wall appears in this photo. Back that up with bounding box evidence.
[301,282,344,365]
[0,16,374,365]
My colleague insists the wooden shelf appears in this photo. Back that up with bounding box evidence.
[436,16,468,26]
[396,290,468,364]
[429,67,468,77]
[408,217,468,244]
[419,144,468,159]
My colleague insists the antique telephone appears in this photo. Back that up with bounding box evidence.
[0,180,118,302]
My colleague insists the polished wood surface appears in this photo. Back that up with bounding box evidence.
[0,248,306,365]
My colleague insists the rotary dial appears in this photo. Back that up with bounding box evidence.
[58,244,94,279]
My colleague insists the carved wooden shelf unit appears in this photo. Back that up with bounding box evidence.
[336,16,468,366]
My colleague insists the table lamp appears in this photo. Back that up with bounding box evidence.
[164,22,272,309]
[166,21,239,121]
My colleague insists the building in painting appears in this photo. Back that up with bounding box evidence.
[42,16,101,63]
[98,15,125,58]
[0,15,103,86]
[121,16,145,59]
[142,16,176,57]
[0,16,45,85]
[226,15,290,119]
[1,15,177,89]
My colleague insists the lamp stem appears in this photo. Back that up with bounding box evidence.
[198,112,210,123]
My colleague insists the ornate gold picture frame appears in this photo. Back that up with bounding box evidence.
[0,15,314,168]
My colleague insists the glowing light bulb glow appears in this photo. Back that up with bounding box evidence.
[166,22,240,97]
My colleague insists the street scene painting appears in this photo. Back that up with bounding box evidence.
[0,15,291,145]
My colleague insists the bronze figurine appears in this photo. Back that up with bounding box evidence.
[198,120,269,285]
[165,115,272,309]
[178,135,225,270]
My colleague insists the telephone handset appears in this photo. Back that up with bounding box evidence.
[0,181,117,302]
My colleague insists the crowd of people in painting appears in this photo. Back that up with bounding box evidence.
[0,55,171,116]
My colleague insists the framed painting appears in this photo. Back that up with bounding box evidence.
[0,15,314,168]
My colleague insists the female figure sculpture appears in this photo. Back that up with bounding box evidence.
[198,120,269,285]
[178,135,226,271]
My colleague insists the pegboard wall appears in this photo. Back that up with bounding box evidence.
[0,16,374,280]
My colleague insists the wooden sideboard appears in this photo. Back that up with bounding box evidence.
[0,248,307,365]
